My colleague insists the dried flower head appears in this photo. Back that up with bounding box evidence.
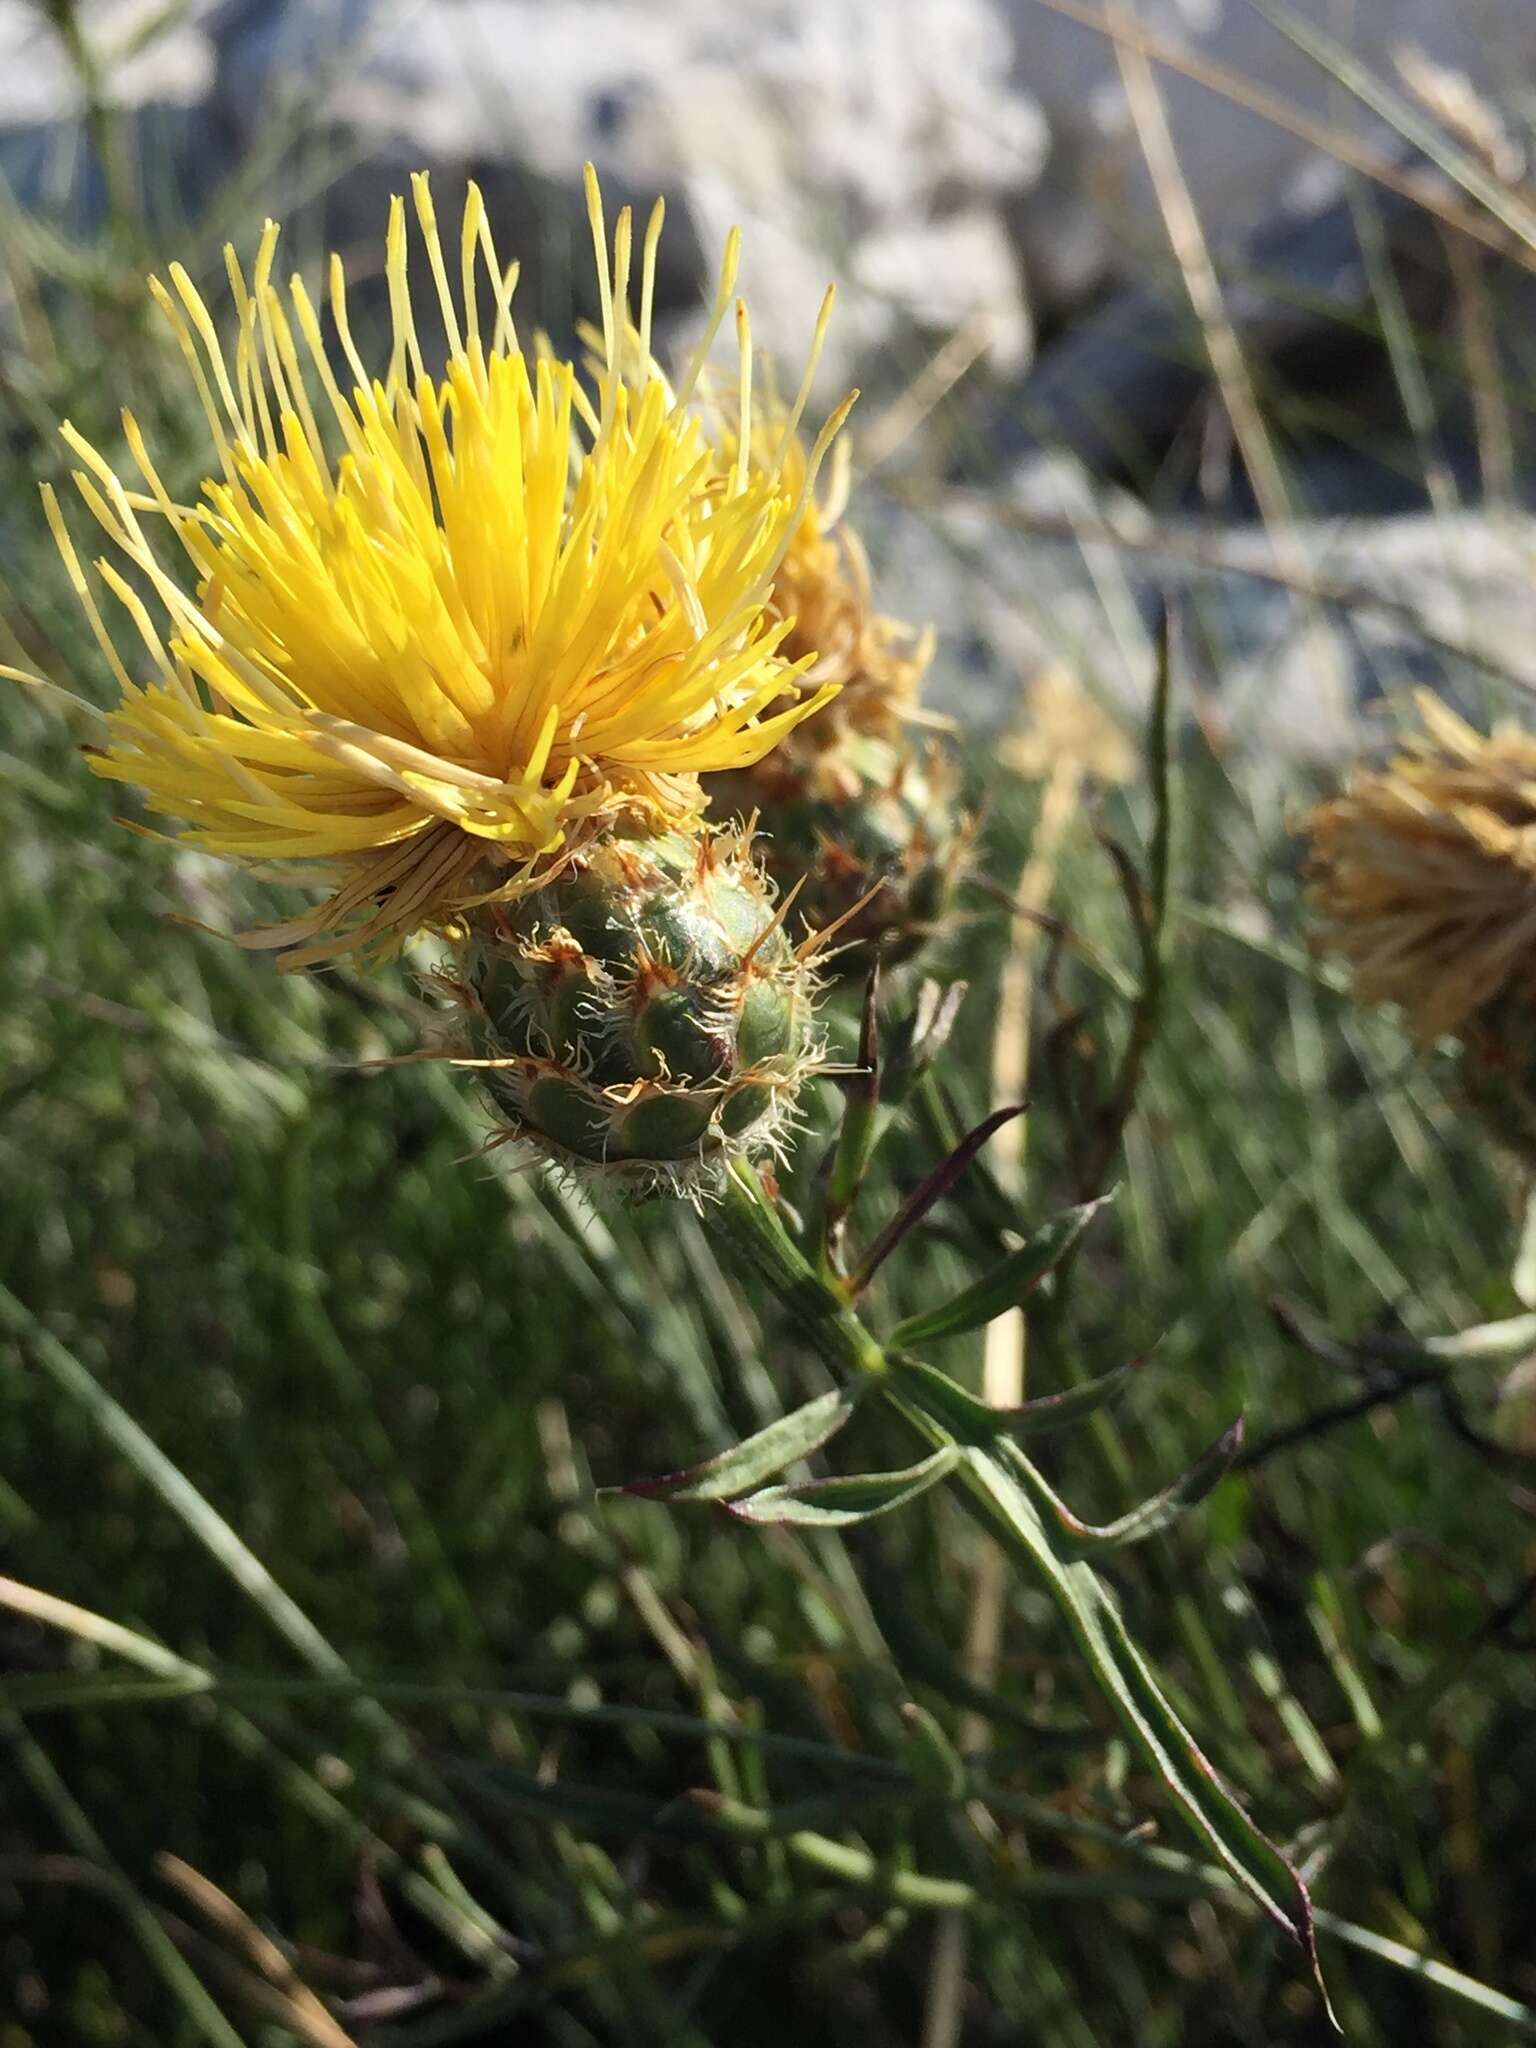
[20,170,850,965]
[1306,693,1536,1043]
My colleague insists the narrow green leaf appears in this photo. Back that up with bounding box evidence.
[889,1194,1116,1346]
[727,1446,960,1528]
[825,964,883,1216]
[887,1378,1332,2016]
[852,1103,1029,1295]
[891,1351,1145,1440]
[615,1385,865,1502]
[1011,1420,1246,1557]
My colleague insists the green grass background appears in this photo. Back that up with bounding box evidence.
[4,38,1536,2047]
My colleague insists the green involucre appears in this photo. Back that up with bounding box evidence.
[459,829,821,1193]
[709,731,967,980]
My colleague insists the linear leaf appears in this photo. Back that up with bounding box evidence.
[1012,1420,1246,1557]
[727,1446,961,1528]
[887,1381,1331,2015]
[889,1194,1116,1346]
[853,1102,1028,1294]
[892,1351,1146,1440]
[615,1385,865,1503]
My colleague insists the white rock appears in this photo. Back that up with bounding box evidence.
[0,0,212,124]
[205,0,1050,383]
[854,209,1032,374]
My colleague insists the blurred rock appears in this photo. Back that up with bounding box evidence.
[858,455,1536,760]
[854,208,1032,374]
[202,0,1048,383]
[987,149,1524,511]
[1001,0,1536,318]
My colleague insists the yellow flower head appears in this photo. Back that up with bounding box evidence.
[709,367,933,743]
[35,169,851,964]
[596,314,931,745]
[1306,692,1536,1042]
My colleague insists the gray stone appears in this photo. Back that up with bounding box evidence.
[854,453,1536,758]
[202,0,1050,385]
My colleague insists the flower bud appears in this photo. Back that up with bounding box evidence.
[457,829,821,1194]
[711,731,967,981]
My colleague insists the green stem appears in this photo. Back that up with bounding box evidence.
[714,1162,1325,1994]
[718,1163,886,1378]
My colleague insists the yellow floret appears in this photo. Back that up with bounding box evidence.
[20,169,851,964]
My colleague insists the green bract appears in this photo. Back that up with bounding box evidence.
[460,830,821,1194]
[711,732,966,981]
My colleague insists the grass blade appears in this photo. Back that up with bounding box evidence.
[0,1282,346,1677]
